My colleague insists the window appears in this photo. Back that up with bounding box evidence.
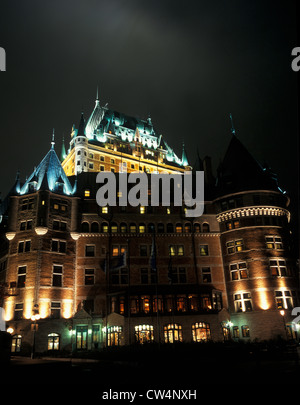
[111,268,128,285]
[202,223,210,233]
[53,265,63,287]
[91,222,99,233]
[111,223,118,233]
[50,302,61,318]
[84,190,90,197]
[164,324,183,343]
[20,220,32,230]
[176,295,187,312]
[233,326,240,338]
[212,292,223,310]
[266,236,283,249]
[48,333,60,350]
[270,259,288,277]
[17,266,26,288]
[184,223,191,233]
[230,262,248,280]
[101,222,109,233]
[85,245,95,257]
[107,326,122,346]
[175,224,182,233]
[81,222,89,232]
[140,245,148,257]
[92,325,100,349]
[199,245,209,256]
[140,206,145,214]
[226,220,240,230]
[11,335,22,352]
[234,292,252,312]
[140,296,151,313]
[169,267,186,284]
[52,239,66,253]
[167,223,174,233]
[120,223,127,233]
[130,223,137,233]
[76,325,88,350]
[202,267,212,283]
[241,325,250,338]
[194,223,201,233]
[14,304,23,320]
[85,269,95,285]
[275,290,294,309]
[140,268,156,284]
[226,239,244,254]
[139,224,146,233]
[102,206,108,214]
[135,325,154,344]
[169,245,184,256]
[191,322,211,342]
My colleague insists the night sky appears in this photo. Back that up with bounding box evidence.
[0,1,298,217]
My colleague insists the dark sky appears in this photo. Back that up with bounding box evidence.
[0,1,298,213]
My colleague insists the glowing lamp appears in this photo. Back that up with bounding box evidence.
[280,310,285,316]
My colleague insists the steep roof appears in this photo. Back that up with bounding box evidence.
[216,135,282,195]
[20,144,75,196]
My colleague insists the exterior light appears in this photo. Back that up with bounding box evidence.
[7,327,14,334]
[280,310,285,316]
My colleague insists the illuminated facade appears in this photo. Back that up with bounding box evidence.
[0,96,298,354]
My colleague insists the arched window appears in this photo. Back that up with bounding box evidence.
[139,223,146,233]
[81,222,89,233]
[175,223,183,233]
[91,222,99,233]
[194,223,201,233]
[184,223,191,233]
[202,223,210,233]
[48,333,60,350]
[120,223,127,233]
[191,322,211,342]
[101,222,109,233]
[129,223,137,233]
[167,223,174,233]
[111,222,118,233]
[157,223,164,233]
[148,223,155,233]
[164,324,183,343]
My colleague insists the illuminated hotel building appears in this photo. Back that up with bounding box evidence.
[0,94,298,353]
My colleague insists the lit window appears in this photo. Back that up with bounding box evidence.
[85,190,90,197]
[270,259,288,277]
[48,333,60,350]
[140,206,145,214]
[241,325,250,338]
[230,262,248,280]
[50,302,61,319]
[199,245,209,256]
[226,239,244,254]
[275,290,294,309]
[107,326,122,346]
[54,204,59,210]
[139,224,146,233]
[234,292,252,312]
[266,236,283,249]
[112,246,119,256]
[134,325,154,344]
[167,208,171,214]
[191,322,211,342]
[164,324,182,343]
[11,335,22,352]
[169,245,176,256]
[102,206,108,214]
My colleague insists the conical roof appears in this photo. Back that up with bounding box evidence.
[216,135,281,195]
[20,146,74,195]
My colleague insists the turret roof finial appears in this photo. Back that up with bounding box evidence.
[230,113,236,136]
[51,128,55,148]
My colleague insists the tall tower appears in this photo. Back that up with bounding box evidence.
[214,134,297,339]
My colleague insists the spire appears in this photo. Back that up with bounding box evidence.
[51,128,55,149]
[60,135,67,162]
[77,112,86,137]
[96,86,99,105]
[230,113,236,136]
